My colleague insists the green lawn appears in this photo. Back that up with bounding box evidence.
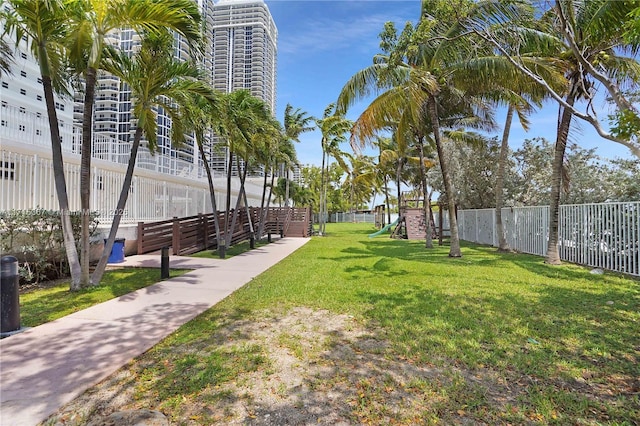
[20,268,189,327]
[52,223,640,424]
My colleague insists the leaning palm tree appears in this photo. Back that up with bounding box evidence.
[183,92,226,257]
[337,15,468,255]
[91,30,214,285]
[4,0,83,289]
[66,0,202,286]
[255,118,285,241]
[213,90,273,251]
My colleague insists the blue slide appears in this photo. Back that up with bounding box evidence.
[368,218,399,238]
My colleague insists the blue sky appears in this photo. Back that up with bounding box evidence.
[266,0,632,167]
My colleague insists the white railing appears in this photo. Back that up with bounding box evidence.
[0,104,224,180]
[458,203,640,276]
[0,149,263,224]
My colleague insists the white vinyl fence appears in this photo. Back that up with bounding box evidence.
[458,203,640,276]
[0,149,263,224]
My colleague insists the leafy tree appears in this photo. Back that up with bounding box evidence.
[0,34,14,77]
[511,138,638,206]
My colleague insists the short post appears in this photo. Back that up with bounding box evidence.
[250,236,255,249]
[267,233,272,243]
[1,256,20,333]
[161,247,170,279]
[218,244,226,259]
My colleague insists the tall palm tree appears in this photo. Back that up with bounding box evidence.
[255,118,285,240]
[542,1,640,264]
[67,0,202,286]
[468,0,640,263]
[283,104,315,206]
[91,30,214,284]
[213,90,273,250]
[315,104,353,236]
[182,92,226,256]
[5,0,82,289]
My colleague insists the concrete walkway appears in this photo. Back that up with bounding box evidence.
[0,237,309,426]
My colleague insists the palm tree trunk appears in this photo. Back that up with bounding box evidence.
[319,146,327,235]
[239,161,255,236]
[496,104,514,252]
[41,69,81,290]
[417,136,433,249]
[396,160,403,217]
[257,164,270,240]
[80,66,98,286]
[226,158,249,248]
[197,140,222,255]
[428,96,461,257]
[91,126,143,284]
[383,176,391,225]
[545,89,576,265]
[285,169,290,207]
[223,150,233,248]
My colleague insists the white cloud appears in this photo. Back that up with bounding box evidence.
[279,10,415,56]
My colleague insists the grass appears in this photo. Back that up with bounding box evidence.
[52,223,640,424]
[20,268,190,327]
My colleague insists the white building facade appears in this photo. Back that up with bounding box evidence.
[0,0,277,225]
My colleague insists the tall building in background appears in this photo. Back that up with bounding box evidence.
[203,0,278,173]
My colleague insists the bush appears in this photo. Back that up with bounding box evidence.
[0,209,99,285]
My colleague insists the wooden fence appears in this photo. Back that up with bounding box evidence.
[137,207,312,255]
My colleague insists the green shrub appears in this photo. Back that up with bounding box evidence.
[0,209,99,284]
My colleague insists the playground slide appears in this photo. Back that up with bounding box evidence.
[368,218,399,238]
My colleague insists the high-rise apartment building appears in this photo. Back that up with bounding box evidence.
[200,0,278,174]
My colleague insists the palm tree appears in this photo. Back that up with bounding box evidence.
[315,104,353,236]
[542,1,640,264]
[254,118,285,240]
[5,0,83,289]
[282,104,314,206]
[213,90,274,251]
[91,30,214,284]
[66,0,202,286]
[0,35,14,77]
[181,93,226,256]
[337,13,466,255]
[468,0,640,263]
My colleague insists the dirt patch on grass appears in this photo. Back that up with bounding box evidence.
[44,307,634,425]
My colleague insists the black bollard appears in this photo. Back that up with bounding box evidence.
[161,247,170,279]
[267,233,272,243]
[218,244,226,259]
[250,236,255,249]
[1,256,20,333]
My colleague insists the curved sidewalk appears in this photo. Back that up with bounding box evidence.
[0,237,309,426]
